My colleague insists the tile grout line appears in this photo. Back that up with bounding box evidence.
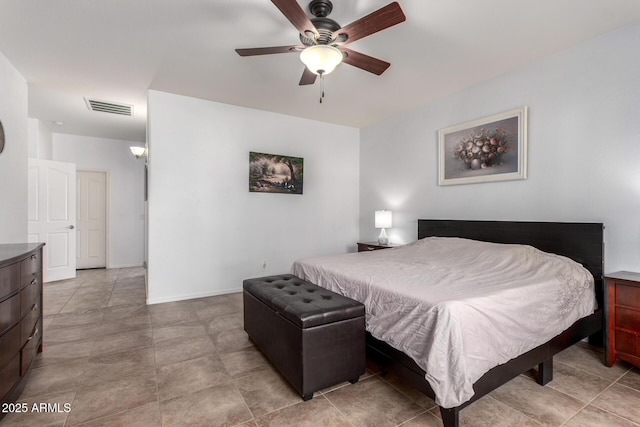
[61,270,108,427]
[64,268,157,427]
[55,272,92,427]
[547,365,637,427]
[149,293,163,427]
[576,380,640,427]
[483,372,585,427]
[320,392,358,427]
[201,299,257,427]
[555,357,632,384]
[77,269,130,426]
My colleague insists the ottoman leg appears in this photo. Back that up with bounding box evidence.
[302,394,313,401]
[349,377,359,384]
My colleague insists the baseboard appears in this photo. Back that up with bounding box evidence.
[107,263,145,269]
[146,287,241,305]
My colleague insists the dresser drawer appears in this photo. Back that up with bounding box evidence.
[20,308,40,348]
[616,307,640,332]
[615,329,640,358]
[616,284,640,308]
[0,294,20,336]
[0,325,21,369]
[0,355,20,400]
[20,251,41,276]
[20,251,41,289]
[0,263,20,301]
[20,277,40,319]
[20,319,41,376]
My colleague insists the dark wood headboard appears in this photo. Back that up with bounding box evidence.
[417,220,605,307]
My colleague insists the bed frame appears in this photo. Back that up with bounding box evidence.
[365,219,604,427]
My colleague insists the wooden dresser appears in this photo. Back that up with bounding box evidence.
[0,243,44,409]
[605,271,640,368]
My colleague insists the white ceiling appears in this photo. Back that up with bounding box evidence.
[1,0,640,143]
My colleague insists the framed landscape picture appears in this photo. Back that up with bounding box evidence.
[249,152,304,194]
[438,107,527,186]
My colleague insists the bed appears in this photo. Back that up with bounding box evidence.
[292,219,604,427]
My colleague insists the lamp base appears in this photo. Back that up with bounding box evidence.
[377,228,389,245]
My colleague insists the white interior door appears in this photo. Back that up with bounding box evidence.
[76,170,107,269]
[28,158,76,282]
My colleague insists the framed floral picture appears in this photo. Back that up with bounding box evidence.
[438,107,527,186]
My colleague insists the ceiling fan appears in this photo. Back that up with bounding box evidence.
[235,0,406,86]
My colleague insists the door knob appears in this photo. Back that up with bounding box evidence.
[67,225,75,229]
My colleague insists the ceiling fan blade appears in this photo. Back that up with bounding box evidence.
[341,47,390,75]
[271,0,318,38]
[333,2,406,45]
[299,67,317,85]
[235,45,302,56]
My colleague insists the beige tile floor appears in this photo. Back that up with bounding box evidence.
[1,267,639,426]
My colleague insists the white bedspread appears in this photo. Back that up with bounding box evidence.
[291,237,596,408]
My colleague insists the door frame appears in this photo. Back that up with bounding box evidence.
[77,168,111,269]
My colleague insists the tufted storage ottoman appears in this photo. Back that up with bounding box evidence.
[243,274,366,400]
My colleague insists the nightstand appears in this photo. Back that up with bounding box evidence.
[357,242,401,252]
[605,271,640,368]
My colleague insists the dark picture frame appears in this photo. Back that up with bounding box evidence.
[0,120,5,154]
[144,164,148,202]
[438,107,527,186]
[249,152,304,194]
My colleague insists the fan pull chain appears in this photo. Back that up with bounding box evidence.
[319,73,325,104]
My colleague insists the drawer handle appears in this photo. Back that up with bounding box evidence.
[27,327,39,341]
[31,279,37,286]
[31,303,38,312]
[367,247,376,251]
[30,254,37,260]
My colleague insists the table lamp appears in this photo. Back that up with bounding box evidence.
[375,210,392,245]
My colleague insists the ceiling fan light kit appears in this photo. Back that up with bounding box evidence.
[299,45,343,75]
[236,0,406,91]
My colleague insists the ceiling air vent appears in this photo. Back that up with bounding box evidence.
[84,98,133,116]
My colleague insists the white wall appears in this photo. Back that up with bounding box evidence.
[53,134,145,268]
[27,118,53,159]
[360,22,640,273]
[147,91,359,304]
[0,51,28,243]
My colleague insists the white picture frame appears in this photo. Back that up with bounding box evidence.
[438,107,528,186]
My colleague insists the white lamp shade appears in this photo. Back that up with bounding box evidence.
[130,146,146,158]
[375,210,392,229]
[299,45,343,75]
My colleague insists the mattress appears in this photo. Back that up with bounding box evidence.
[291,237,597,407]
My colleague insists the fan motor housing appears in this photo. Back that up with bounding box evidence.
[309,0,333,18]
[301,17,340,45]
[301,0,341,46]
